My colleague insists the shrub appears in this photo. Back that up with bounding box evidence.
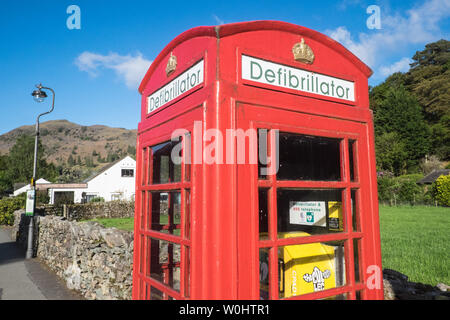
[90,197,105,203]
[432,175,450,206]
[0,197,25,225]
[377,174,428,205]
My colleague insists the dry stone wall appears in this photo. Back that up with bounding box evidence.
[12,210,133,300]
[35,201,135,221]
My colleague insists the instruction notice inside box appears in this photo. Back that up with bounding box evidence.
[289,201,326,227]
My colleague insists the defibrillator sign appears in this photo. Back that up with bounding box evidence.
[242,55,355,102]
[289,201,326,227]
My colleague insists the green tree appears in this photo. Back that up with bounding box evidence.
[127,145,136,156]
[429,115,450,160]
[4,135,58,186]
[370,40,449,162]
[405,39,450,158]
[375,132,408,175]
[374,85,430,172]
[0,155,10,196]
[84,156,94,167]
[370,72,407,112]
[67,154,75,166]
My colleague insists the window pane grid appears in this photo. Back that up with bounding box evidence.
[139,135,191,300]
[138,276,184,300]
[258,129,362,300]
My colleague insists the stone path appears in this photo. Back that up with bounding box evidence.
[0,227,83,300]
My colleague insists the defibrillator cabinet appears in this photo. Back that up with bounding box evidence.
[133,20,384,300]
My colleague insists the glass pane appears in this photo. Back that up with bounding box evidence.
[278,240,346,298]
[351,189,360,231]
[184,133,191,182]
[258,129,269,179]
[146,236,151,277]
[150,286,164,300]
[145,282,150,300]
[150,191,181,236]
[140,191,146,230]
[353,238,361,283]
[349,140,356,181]
[277,189,343,236]
[184,190,191,239]
[259,248,270,300]
[259,189,269,240]
[184,246,190,298]
[142,147,148,185]
[277,132,341,181]
[151,140,181,184]
[149,238,181,292]
[139,235,145,274]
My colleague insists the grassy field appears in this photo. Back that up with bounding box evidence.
[85,216,180,235]
[86,217,135,232]
[87,205,449,286]
[379,205,449,286]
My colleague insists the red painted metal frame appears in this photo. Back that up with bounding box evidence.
[134,20,383,300]
[236,105,373,299]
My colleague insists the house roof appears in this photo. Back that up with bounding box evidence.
[82,156,135,183]
[417,169,450,184]
[13,183,27,191]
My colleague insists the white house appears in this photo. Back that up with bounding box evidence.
[48,156,136,204]
[13,178,51,197]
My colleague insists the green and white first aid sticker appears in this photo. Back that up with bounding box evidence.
[289,201,326,227]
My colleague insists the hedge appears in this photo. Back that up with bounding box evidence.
[0,196,25,226]
[432,175,450,207]
[377,174,434,205]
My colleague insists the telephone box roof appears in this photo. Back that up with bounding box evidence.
[138,20,372,93]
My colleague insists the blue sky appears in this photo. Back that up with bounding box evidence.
[0,0,449,135]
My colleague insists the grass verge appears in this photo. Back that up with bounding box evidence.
[86,217,135,232]
[379,205,449,285]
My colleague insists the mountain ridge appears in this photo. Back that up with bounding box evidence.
[0,120,137,166]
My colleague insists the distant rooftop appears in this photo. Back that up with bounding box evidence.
[417,169,450,184]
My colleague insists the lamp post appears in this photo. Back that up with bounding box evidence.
[26,84,55,259]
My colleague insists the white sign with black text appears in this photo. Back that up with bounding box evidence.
[147,59,204,114]
[289,201,326,227]
[242,55,355,102]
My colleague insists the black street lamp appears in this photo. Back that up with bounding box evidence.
[26,84,55,259]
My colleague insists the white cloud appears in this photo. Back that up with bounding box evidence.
[336,0,362,11]
[325,0,450,79]
[380,57,413,77]
[75,51,152,89]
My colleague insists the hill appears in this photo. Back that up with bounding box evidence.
[0,120,137,167]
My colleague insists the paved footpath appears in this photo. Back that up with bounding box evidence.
[0,227,83,300]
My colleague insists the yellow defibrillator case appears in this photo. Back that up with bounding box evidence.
[260,231,344,298]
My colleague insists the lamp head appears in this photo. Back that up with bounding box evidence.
[31,84,47,103]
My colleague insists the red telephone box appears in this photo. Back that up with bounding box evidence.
[133,20,384,300]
